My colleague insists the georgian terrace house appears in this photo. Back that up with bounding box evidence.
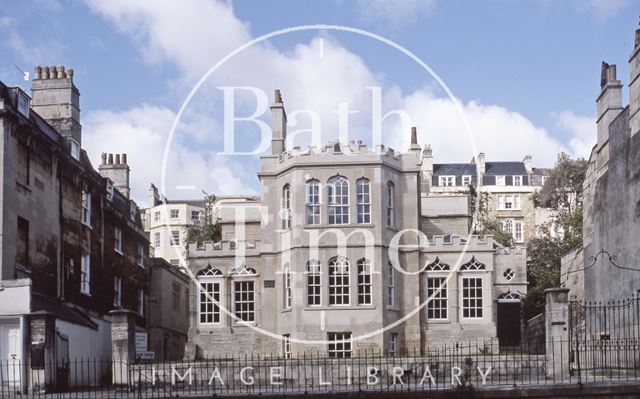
[0,66,149,392]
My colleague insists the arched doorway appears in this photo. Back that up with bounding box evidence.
[497,292,522,348]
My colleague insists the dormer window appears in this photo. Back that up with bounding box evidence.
[16,89,30,117]
[438,176,455,187]
[462,175,472,186]
[71,139,81,161]
[513,175,522,186]
[495,175,506,186]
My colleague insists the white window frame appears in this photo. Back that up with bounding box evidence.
[306,260,321,306]
[513,175,522,186]
[114,276,122,307]
[170,209,179,219]
[114,227,123,254]
[356,178,371,224]
[503,219,513,236]
[439,175,455,187]
[389,333,398,356]
[426,276,448,320]
[461,277,483,320]
[198,276,223,325]
[282,334,291,359]
[462,175,472,186]
[504,195,514,210]
[281,184,291,230]
[153,232,161,248]
[305,180,320,225]
[170,230,180,246]
[80,253,91,295]
[514,220,524,243]
[81,190,91,227]
[327,332,352,358]
[153,211,161,222]
[327,176,349,225]
[137,243,145,268]
[329,257,350,306]
[357,259,372,305]
[386,182,395,227]
[233,280,256,324]
[387,261,395,308]
[283,263,292,309]
[495,175,506,186]
[514,195,521,210]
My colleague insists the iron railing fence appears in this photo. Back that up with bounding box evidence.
[1,338,639,398]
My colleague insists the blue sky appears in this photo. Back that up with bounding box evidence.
[1,0,638,203]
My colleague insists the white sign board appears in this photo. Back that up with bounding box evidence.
[135,332,148,352]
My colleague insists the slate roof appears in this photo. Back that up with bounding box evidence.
[434,161,528,176]
[433,163,476,175]
[484,162,528,175]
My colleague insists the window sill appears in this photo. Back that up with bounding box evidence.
[304,305,376,311]
[80,291,91,297]
[115,249,123,256]
[281,308,292,313]
[386,306,400,312]
[426,319,451,324]
[303,223,375,229]
[81,222,93,230]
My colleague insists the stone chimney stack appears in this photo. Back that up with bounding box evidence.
[99,153,131,199]
[522,154,533,174]
[409,126,421,153]
[420,144,434,193]
[476,152,486,175]
[629,29,640,138]
[596,62,623,170]
[271,89,287,155]
[148,183,160,207]
[31,65,81,145]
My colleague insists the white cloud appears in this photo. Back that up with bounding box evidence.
[355,0,435,28]
[82,0,591,204]
[551,111,595,159]
[82,104,258,204]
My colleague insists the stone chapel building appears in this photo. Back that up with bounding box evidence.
[185,90,527,358]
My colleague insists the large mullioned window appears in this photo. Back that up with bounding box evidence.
[281,184,291,229]
[329,257,350,305]
[327,176,349,225]
[283,263,292,309]
[356,178,371,224]
[198,266,222,325]
[426,277,448,320]
[357,259,372,305]
[306,180,320,225]
[386,182,395,227]
[306,260,321,306]
[234,281,255,323]
[461,277,483,319]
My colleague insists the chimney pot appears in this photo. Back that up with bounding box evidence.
[274,89,282,104]
[122,154,127,164]
[635,29,640,49]
[115,154,121,164]
[43,66,49,80]
[101,153,107,164]
[66,68,73,79]
[48,65,56,79]
[108,154,114,164]
[57,65,65,79]
[411,126,418,145]
[34,66,42,80]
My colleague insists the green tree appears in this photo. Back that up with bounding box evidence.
[185,192,221,245]
[523,152,587,319]
[470,186,513,247]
